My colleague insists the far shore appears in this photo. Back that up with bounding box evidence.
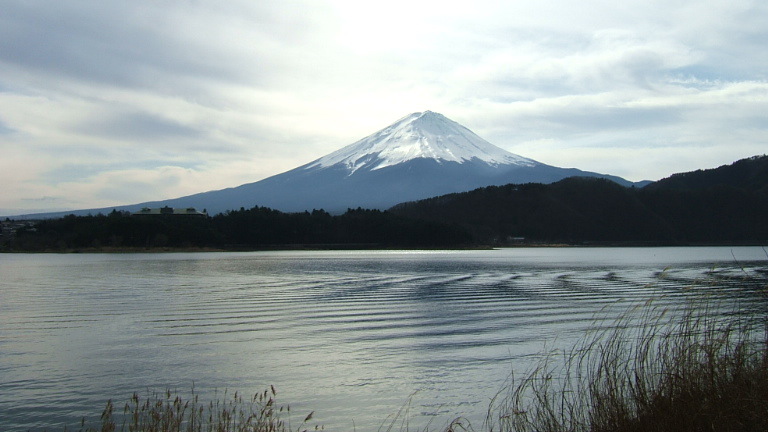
[3,241,766,254]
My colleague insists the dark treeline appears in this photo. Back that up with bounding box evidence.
[391,156,768,245]
[5,155,767,250]
[3,207,472,251]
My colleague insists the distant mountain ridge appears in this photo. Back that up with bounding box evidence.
[390,155,768,244]
[13,111,644,218]
[9,156,766,249]
[645,155,768,192]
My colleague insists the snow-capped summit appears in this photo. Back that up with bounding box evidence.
[307,111,536,173]
[22,111,640,217]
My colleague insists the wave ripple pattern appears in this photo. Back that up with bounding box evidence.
[1,248,767,431]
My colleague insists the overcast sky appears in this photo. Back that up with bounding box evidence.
[2,0,767,214]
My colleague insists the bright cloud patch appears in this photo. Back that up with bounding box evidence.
[0,0,766,214]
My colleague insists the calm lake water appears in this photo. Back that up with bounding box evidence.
[1,247,767,431]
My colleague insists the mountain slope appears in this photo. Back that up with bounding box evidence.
[133,111,636,214]
[305,110,537,172]
[392,178,673,243]
[391,156,768,244]
[14,111,640,218]
[643,155,768,192]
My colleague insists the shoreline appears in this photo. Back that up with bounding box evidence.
[2,241,766,253]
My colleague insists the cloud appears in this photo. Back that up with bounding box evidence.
[73,110,203,141]
[0,118,14,135]
[1,0,767,213]
[1,2,320,91]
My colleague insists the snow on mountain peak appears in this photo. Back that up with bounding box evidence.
[307,111,537,174]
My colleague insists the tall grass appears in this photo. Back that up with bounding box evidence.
[70,385,318,432]
[58,301,768,432]
[488,301,768,432]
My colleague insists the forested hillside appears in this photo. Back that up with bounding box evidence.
[5,156,766,250]
[391,156,768,245]
[645,155,768,192]
[3,207,471,251]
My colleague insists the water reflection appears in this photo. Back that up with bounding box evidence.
[0,248,766,431]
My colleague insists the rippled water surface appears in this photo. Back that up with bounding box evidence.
[1,248,767,430]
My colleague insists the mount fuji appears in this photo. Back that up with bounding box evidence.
[23,111,642,217]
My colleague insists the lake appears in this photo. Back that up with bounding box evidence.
[1,247,767,431]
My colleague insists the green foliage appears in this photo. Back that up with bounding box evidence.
[391,157,768,245]
[644,154,768,193]
[5,206,471,251]
[10,212,221,250]
[7,155,767,250]
[212,206,471,248]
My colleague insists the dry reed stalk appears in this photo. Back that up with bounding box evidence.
[487,300,768,432]
[72,386,319,432]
